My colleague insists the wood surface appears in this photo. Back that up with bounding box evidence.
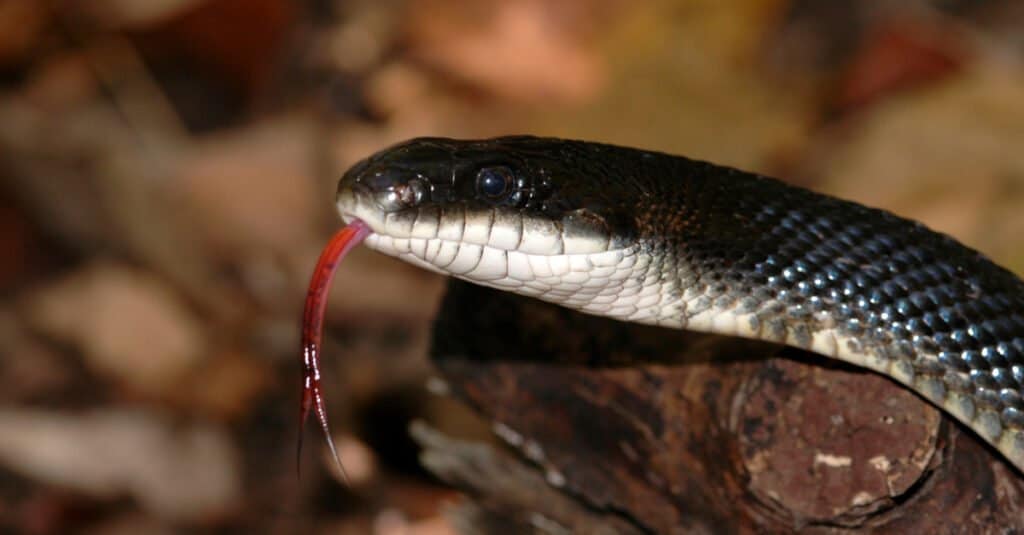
[418,279,1024,533]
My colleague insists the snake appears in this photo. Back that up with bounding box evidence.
[324,135,1024,474]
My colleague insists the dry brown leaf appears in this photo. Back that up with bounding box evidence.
[25,262,208,395]
[0,408,240,520]
[172,118,322,258]
[406,0,606,103]
[179,350,272,420]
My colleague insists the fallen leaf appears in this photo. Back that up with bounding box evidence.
[0,408,240,520]
[25,263,207,395]
[405,0,606,103]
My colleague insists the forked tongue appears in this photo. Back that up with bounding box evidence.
[299,219,371,482]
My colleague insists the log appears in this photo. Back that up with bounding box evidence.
[417,279,1024,533]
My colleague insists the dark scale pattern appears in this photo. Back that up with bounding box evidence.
[339,135,1024,468]
[637,155,1024,435]
[448,137,1024,440]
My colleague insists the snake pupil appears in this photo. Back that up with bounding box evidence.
[477,166,512,198]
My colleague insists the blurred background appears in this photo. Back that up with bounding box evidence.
[0,0,1023,533]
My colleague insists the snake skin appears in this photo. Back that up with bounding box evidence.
[336,136,1024,472]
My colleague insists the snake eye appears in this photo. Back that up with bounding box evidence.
[476,166,513,199]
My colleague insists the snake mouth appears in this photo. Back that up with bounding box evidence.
[336,185,635,300]
[337,167,620,257]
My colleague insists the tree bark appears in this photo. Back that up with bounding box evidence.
[419,279,1024,534]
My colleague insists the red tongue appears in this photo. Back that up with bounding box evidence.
[299,219,371,481]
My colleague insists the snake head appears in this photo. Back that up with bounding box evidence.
[336,136,642,268]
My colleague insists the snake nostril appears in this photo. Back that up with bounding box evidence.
[372,177,428,212]
[400,178,427,206]
[341,162,430,213]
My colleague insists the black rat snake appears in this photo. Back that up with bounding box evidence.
[332,135,1024,474]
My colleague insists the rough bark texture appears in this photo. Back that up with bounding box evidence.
[419,279,1024,534]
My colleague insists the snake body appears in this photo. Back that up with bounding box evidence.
[335,136,1024,472]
